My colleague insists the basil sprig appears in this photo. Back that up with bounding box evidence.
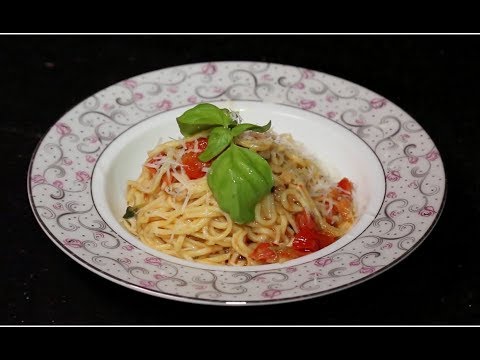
[207,144,273,223]
[198,127,232,162]
[176,103,236,136]
[123,206,139,219]
[230,121,271,137]
[176,103,273,224]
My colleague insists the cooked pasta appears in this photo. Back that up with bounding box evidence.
[123,130,355,266]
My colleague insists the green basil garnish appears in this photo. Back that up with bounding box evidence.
[230,120,271,137]
[207,144,274,224]
[176,103,274,224]
[176,103,236,137]
[123,206,138,219]
[198,126,233,162]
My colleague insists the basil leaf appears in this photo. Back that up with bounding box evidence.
[231,121,271,137]
[176,103,235,136]
[122,206,138,219]
[198,127,232,162]
[207,144,274,224]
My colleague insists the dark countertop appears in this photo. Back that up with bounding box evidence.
[1,35,478,325]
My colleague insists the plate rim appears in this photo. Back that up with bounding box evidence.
[27,60,447,305]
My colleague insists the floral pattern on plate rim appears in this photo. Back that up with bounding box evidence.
[28,61,446,305]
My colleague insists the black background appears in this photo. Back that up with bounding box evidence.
[1,35,477,325]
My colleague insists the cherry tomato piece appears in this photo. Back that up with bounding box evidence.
[250,243,278,264]
[337,177,353,193]
[292,228,322,253]
[295,210,317,231]
[185,137,208,151]
[181,152,207,179]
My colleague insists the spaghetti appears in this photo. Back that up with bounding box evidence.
[123,130,355,266]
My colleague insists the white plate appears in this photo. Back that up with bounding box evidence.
[28,61,446,305]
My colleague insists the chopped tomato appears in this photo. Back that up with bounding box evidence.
[182,152,209,179]
[145,167,178,185]
[145,154,178,185]
[185,137,208,151]
[293,228,336,252]
[323,201,337,225]
[323,178,354,225]
[316,232,336,249]
[182,137,210,179]
[335,197,352,219]
[146,166,157,176]
[295,210,317,231]
[293,228,321,252]
[145,152,166,176]
[161,170,178,185]
[251,243,278,264]
[251,242,301,263]
[337,177,353,193]
[294,209,338,252]
[277,247,301,261]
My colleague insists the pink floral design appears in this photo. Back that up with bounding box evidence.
[370,98,387,109]
[212,87,224,94]
[167,86,178,93]
[286,267,297,273]
[408,180,419,189]
[63,239,83,248]
[133,92,144,101]
[139,280,156,288]
[426,149,439,161]
[292,82,305,89]
[102,103,115,111]
[381,242,393,250]
[201,63,217,75]
[193,284,207,290]
[122,245,135,251]
[386,170,401,182]
[355,118,366,125]
[253,276,267,283]
[156,99,172,111]
[261,74,273,81]
[390,210,404,218]
[31,174,46,184]
[326,111,337,119]
[408,156,419,164]
[262,289,282,299]
[53,202,63,210]
[62,157,73,165]
[360,266,376,274]
[326,95,337,103]
[86,155,96,163]
[52,180,63,189]
[400,134,411,142]
[154,274,168,280]
[315,257,333,267]
[419,206,436,217]
[145,257,162,266]
[75,171,90,182]
[302,69,315,79]
[55,123,71,136]
[187,96,198,104]
[386,191,397,199]
[123,79,137,89]
[299,99,316,110]
[85,136,98,144]
[349,259,361,266]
